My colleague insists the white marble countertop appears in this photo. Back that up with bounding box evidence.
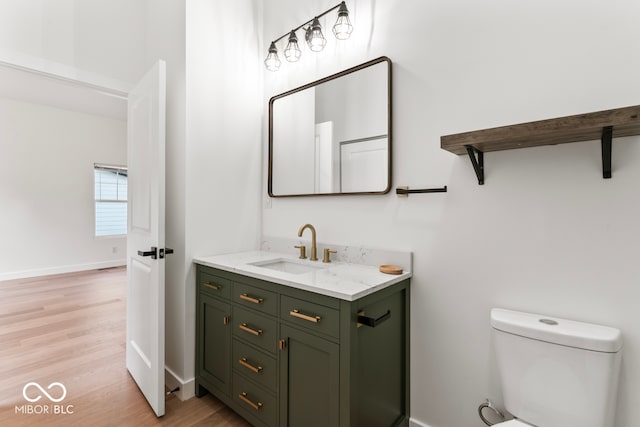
[193,250,412,301]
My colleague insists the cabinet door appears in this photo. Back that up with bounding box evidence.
[197,293,232,396]
[279,325,339,427]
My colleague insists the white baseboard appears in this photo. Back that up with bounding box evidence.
[410,418,432,427]
[0,259,126,282]
[165,366,195,402]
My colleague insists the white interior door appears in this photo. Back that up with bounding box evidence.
[126,60,167,417]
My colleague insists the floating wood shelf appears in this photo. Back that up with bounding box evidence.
[441,105,640,184]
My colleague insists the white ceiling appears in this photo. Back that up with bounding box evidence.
[0,64,127,120]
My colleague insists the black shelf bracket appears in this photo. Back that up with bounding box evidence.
[465,145,484,185]
[396,186,447,196]
[601,126,613,179]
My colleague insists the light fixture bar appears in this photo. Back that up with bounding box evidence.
[270,2,347,45]
[264,1,352,71]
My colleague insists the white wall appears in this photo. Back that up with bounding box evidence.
[0,0,144,281]
[0,0,147,91]
[0,97,127,280]
[262,1,640,426]
[184,0,263,389]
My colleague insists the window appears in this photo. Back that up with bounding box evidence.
[94,164,128,237]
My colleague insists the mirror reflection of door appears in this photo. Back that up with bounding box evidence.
[340,136,388,192]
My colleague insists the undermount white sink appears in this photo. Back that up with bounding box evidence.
[249,258,325,275]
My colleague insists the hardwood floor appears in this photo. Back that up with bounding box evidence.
[0,267,251,426]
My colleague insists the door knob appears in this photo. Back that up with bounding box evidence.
[137,247,158,259]
[159,248,174,259]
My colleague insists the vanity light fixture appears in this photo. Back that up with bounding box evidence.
[264,1,353,71]
[264,42,281,71]
[306,18,327,52]
[332,1,353,39]
[284,31,302,62]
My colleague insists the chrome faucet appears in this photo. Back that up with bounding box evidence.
[297,223,318,261]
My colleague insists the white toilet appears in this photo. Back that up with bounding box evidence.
[491,308,623,427]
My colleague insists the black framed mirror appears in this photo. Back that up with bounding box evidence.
[268,56,392,197]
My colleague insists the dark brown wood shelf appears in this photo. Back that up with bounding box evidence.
[441,105,640,184]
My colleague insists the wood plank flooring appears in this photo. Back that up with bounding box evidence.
[0,267,251,426]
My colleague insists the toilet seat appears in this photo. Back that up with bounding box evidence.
[493,419,533,427]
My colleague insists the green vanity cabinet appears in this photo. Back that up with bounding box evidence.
[195,264,410,427]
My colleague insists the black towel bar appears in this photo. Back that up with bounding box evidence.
[357,310,391,328]
[396,186,447,196]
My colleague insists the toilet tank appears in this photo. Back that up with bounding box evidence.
[491,309,622,427]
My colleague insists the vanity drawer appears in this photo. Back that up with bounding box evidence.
[198,271,232,300]
[233,282,277,316]
[280,295,340,339]
[232,339,276,391]
[233,307,278,354]
[233,373,276,427]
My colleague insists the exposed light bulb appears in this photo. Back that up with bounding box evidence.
[264,42,281,71]
[305,18,327,52]
[332,2,353,40]
[284,31,301,62]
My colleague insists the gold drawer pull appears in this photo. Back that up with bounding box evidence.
[239,323,263,336]
[240,293,264,304]
[239,357,263,373]
[239,392,263,411]
[290,309,321,323]
[203,282,222,291]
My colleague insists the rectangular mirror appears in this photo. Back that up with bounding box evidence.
[268,56,392,197]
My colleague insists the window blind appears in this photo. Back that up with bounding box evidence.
[94,164,128,236]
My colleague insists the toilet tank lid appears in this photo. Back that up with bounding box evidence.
[491,308,622,353]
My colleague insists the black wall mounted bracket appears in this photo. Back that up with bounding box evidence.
[601,126,612,179]
[465,145,484,185]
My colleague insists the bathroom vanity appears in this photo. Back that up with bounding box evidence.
[194,250,410,427]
